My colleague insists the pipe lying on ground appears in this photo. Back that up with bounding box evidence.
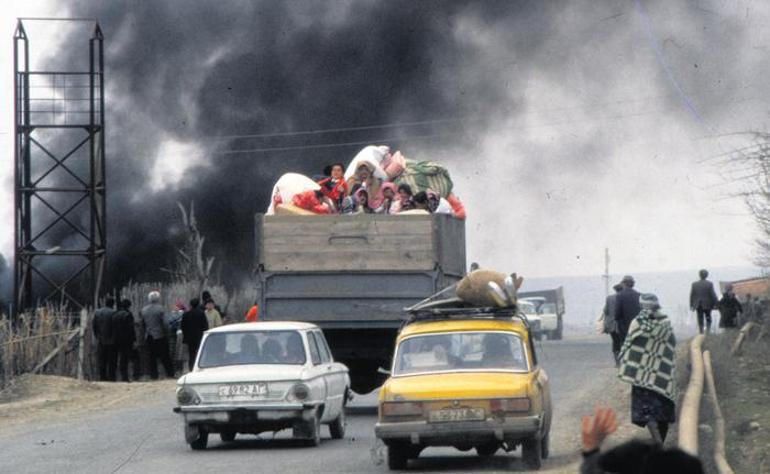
[678,334,705,457]
[730,322,756,356]
[703,351,735,474]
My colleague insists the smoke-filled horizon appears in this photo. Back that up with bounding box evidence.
[1,0,768,301]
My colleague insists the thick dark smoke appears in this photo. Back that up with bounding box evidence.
[38,0,550,291]
[29,0,765,299]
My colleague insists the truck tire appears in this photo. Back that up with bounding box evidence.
[541,430,550,459]
[220,431,236,442]
[551,319,563,340]
[522,435,542,469]
[476,442,499,457]
[387,443,409,470]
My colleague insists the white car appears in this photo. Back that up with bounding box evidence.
[518,299,543,337]
[173,322,351,450]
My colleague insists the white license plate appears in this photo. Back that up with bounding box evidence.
[218,383,268,398]
[429,407,485,423]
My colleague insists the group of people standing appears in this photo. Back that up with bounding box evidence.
[91,290,225,382]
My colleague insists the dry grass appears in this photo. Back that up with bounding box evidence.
[0,306,95,390]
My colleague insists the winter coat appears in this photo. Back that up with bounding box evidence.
[181,307,208,346]
[690,279,718,311]
[614,288,641,335]
[718,293,743,328]
[92,306,116,345]
[602,293,619,334]
[112,310,136,348]
[205,308,223,329]
[140,303,168,340]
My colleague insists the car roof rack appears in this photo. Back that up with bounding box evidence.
[404,304,535,329]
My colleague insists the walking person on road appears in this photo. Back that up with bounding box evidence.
[602,283,624,366]
[113,299,136,382]
[618,293,677,445]
[614,275,641,344]
[92,297,117,381]
[717,284,742,330]
[140,291,175,379]
[690,269,718,334]
[181,298,209,371]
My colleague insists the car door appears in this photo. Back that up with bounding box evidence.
[312,330,346,414]
[305,331,331,419]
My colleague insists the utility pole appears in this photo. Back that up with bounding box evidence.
[604,247,610,296]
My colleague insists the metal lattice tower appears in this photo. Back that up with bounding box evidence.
[13,19,106,314]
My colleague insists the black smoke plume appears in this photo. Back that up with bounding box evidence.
[36,0,542,291]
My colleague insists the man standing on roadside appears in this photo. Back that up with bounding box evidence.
[690,269,718,334]
[614,275,641,344]
[602,283,624,366]
[140,291,175,379]
[181,298,209,371]
[92,297,117,381]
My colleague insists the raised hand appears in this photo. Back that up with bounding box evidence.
[581,406,618,452]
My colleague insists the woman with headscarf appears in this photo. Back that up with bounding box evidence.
[375,182,398,214]
[617,293,677,444]
[717,284,743,329]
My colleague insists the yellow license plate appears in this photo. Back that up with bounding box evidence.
[429,407,485,423]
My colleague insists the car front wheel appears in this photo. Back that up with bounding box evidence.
[189,428,208,451]
[522,435,542,469]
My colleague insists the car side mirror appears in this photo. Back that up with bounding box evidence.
[377,367,391,376]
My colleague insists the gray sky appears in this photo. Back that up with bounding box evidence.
[1,0,767,284]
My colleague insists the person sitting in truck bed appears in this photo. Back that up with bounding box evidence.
[317,162,349,210]
[373,182,398,214]
[393,183,415,213]
[413,190,453,215]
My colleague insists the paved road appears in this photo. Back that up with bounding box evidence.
[0,336,618,473]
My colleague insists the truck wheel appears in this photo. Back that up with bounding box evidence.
[387,443,409,470]
[220,431,236,442]
[189,428,209,451]
[329,403,346,439]
[541,430,550,459]
[476,442,499,457]
[522,435,542,469]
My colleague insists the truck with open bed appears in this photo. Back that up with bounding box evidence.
[255,213,466,393]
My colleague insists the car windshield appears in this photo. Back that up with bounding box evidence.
[539,303,556,314]
[198,330,306,368]
[393,331,528,376]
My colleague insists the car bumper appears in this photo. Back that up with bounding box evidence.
[174,403,316,424]
[375,415,542,445]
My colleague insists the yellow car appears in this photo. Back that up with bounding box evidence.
[375,314,552,470]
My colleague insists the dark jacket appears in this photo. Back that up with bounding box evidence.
[690,279,718,311]
[181,308,208,346]
[717,294,742,328]
[92,306,116,345]
[614,288,641,328]
[112,309,136,348]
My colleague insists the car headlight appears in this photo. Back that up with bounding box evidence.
[288,383,310,402]
[176,386,201,405]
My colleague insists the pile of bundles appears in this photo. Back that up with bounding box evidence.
[266,145,466,219]
[407,269,525,312]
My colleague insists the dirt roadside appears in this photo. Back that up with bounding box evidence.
[0,375,176,436]
[698,331,770,474]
